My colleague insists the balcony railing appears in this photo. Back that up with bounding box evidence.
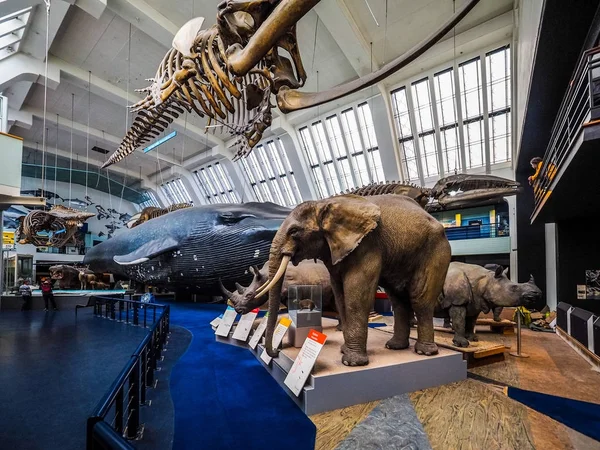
[531,46,600,218]
[443,222,509,241]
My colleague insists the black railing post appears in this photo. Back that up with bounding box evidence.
[133,302,139,326]
[115,386,124,435]
[126,362,140,440]
[126,302,130,324]
[110,301,116,320]
[86,416,102,450]
[143,306,147,328]
[141,348,148,405]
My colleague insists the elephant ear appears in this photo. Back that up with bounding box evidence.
[318,195,381,265]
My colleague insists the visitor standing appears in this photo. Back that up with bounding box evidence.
[19,279,32,311]
[41,278,58,311]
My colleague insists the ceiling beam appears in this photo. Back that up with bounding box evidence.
[105,0,180,49]
[20,105,182,167]
[22,139,154,187]
[314,0,377,77]
[50,56,226,148]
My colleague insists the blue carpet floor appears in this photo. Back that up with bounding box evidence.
[0,309,147,450]
[168,303,316,450]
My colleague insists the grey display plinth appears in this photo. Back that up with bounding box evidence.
[216,317,466,415]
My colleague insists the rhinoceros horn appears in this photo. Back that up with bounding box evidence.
[529,274,535,284]
[235,282,245,295]
[218,279,234,299]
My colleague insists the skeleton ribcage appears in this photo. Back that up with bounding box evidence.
[17,211,72,247]
[104,27,270,168]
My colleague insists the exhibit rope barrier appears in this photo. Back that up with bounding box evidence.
[510,307,529,358]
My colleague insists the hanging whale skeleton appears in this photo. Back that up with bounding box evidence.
[102,0,481,168]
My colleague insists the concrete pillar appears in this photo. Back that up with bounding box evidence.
[369,95,401,182]
[505,195,518,282]
[545,223,558,311]
[278,133,315,201]
[221,158,255,203]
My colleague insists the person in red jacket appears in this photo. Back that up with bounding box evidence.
[41,278,58,311]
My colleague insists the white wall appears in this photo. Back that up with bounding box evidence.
[515,0,545,160]
[19,177,138,237]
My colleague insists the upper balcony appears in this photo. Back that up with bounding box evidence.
[530,46,600,223]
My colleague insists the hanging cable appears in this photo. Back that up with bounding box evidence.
[311,16,319,73]
[69,93,74,207]
[364,0,379,27]
[41,0,51,200]
[452,0,459,174]
[54,114,59,204]
[125,23,131,136]
[85,71,91,199]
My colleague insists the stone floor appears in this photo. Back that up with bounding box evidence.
[310,327,600,450]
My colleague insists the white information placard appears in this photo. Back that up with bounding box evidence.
[248,313,269,350]
[210,314,223,329]
[260,317,292,365]
[284,329,327,396]
[215,306,238,337]
[232,308,259,342]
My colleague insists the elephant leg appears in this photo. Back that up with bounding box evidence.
[493,307,503,322]
[449,306,469,347]
[464,316,478,341]
[330,275,345,336]
[385,293,411,350]
[340,264,380,366]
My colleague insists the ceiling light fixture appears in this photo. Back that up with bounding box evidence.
[144,131,177,153]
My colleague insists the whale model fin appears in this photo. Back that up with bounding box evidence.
[113,237,179,266]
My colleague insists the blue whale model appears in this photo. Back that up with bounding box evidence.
[84,202,291,295]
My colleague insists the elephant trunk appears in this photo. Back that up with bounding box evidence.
[264,234,291,358]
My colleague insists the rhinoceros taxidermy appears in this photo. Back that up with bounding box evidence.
[434,262,542,347]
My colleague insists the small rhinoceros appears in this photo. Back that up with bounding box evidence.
[434,262,542,347]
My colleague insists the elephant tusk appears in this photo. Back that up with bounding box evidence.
[254,255,290,298]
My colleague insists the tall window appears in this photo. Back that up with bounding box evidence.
[459,57,485,169]
[390,45,511,181]
[138,191,160,209]
[160,178,193,205]
[391,88,419,180]
[298,102,384,199]
[194,162,240,204]
[238,138,301,207]
[486,46,511,164]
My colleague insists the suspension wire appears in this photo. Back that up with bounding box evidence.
[85,71,91,199]
[125,23,131,135]
[311,16,319,72]
[54,114,59,204]
[69,93,74,206]
[41,0,51,200]
[383,0,388,64]
[180,112,188,165]
[453,0,459,174]
[367,41,379,182]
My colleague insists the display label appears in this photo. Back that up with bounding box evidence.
[248,313,269,350]
[284,329,327,396]
[260,317,292,365]
[232,308,259,342]
[210,314,223,329]
[215,307,238,337]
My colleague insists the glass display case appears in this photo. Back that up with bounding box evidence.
[287,285,323,347]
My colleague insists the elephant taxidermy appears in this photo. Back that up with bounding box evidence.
[235,195,451,367]
[102,0,481,168]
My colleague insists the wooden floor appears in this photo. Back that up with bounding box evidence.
[310,327,600,450]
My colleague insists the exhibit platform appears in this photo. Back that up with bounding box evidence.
[217,317,466,415]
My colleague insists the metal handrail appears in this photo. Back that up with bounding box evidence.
[531,46,600,218]
[443,222,509,241]
[86,296,170,450]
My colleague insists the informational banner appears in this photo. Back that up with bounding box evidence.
[3,231,14,245]
[260,317,292,365]
[215,306,238,337]
[248,312,269,350]
[284,329,327,396]
[232,308,259,342]
[210,314,223,329]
